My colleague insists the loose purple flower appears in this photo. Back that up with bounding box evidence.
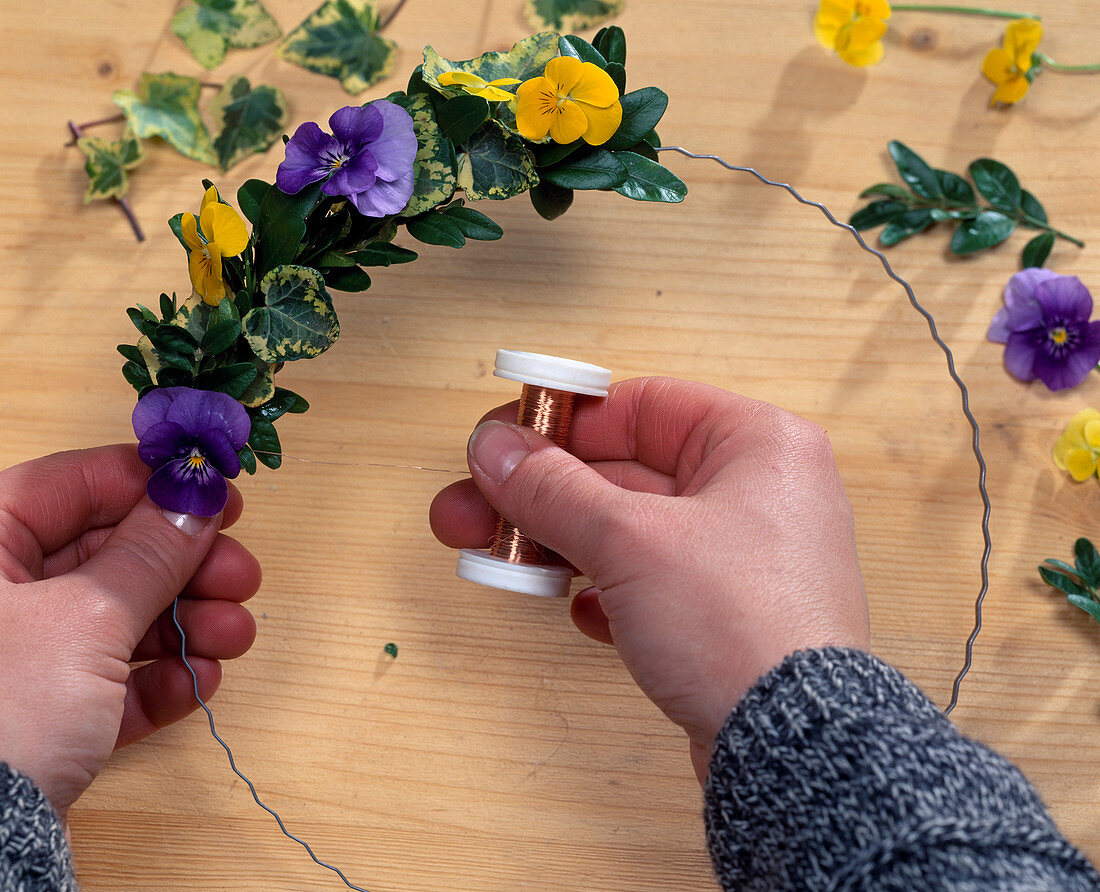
[987,270,1100,392]
[132,387,251,517]
[276,101,417,218]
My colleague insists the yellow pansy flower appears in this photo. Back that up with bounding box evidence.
[515,56,623,146]
[1053,408,1100,481]
[981,19,1042,106]
[180,186,249,307]
[814,0,891,67]
[438,71,521,102]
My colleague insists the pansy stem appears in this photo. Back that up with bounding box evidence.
[66,120,145,243]
[890,4,1039,19]
[1035,53,1100,73]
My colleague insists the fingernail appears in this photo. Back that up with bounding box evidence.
[161,510,208,536]
[469,421,530,484]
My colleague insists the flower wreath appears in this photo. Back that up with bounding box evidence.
[118,27,685,516]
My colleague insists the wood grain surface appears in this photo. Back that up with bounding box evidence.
[2,1,1098,889]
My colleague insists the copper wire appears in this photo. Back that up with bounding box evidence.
[488,384,575,565]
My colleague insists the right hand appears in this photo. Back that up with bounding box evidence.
[430,377,870,780]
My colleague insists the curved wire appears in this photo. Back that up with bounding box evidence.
[172,598,371,891]
[655,145,991,714]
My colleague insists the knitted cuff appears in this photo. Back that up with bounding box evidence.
[0,763,77,891]
[703,647,1100,891]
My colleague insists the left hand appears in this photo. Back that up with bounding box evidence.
[0,445,261,817]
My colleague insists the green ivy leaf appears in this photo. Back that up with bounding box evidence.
[969,158,1021,214]
[238,357,277,407]
[456,124,538,200]
[887,141,941,201]
[277,0,397,94]
[524,0,624,31]
[209,75,287,172]
[441,205,503,240]
[949,210,1016,254]
[76,134,145,202]
[612,151,686,203]
[172,0,281,69]
[387,92,457,217]
[605,87,667,152]
[1022,232,1054,268]
[541,149,627,190]
[243,265,340,362]
[113,72,217,165]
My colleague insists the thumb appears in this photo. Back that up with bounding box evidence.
[73,498,221,649]
[467,420,628,575]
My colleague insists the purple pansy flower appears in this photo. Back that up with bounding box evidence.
[987,269,1100,392]
[276,102,417,218]
[132,387,251,517]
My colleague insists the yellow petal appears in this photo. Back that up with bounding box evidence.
[474,85,519,102]
[549,100,588,145]
[200,201,249,257]
[981,48,1013,84]
[189,241,226,306]
[569,61,620,109]
[843,18,888,52]
[992,75,1029,105]
[439,71,488,90]
[864,0,892,20]
[515,77,556,140]
[577,99,623,146]
[838,39,885,66]
[544,56,584,95]
[1084,419,1100,451]
[814,16,842,50]
[486,77,522,87]
[815,0,856,31]
[1063,448,1097,482]
[180,212,203,252]
[1005,19,1042,70]
[199,184,219,213]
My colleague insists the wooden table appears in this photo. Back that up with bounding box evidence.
[3,1,1098,888]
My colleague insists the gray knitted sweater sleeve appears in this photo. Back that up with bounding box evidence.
[704,647,1100,891]
[0,763,76,891]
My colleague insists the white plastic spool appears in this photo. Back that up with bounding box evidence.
[455,349,612,598]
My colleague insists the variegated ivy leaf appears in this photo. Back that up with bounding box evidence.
[238,356,277,407]
[209,75,288,172]
[386,92,457,217]
[524,0,624,31]
[113,73,217,165]
[243,265,340,362]
[456,124,538,201]
[76,134,145,202]
[172,0,282,69]
[276,0,396,94]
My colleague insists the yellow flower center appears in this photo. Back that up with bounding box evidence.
[1050,327,1068,345]
[188,451,207,470]
[853,1,874,17]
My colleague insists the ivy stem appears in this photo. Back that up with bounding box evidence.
[890,4,1039,19]
[378,0,409,31]
[66,120,145,243]
[1035,53,1100,73]
[64,114,125,144]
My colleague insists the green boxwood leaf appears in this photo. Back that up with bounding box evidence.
[524,0,624,31]
[435,93,491,146]
[388,91,457,217]
[76,135,145,202]
[321,265,372,291]
[441,205,503,240]
[558,34,606,67]
[887,141,941,201]
[172,0,281,69]
[276,0,397,94]
[405,212,466,248]
[1022,232,1054,268]
[934,169,976,205]
[209,75,287,172]
[535,139,583,168]
[593,25,626,67]
[530,180,573,220]
[456,124,539,200]
[605,61,626,95]
[254,182,322,279]
[541,149,627,190]
[258,386,309,421]
[1067,594,1100,623]
[248,418,283,469]
[850,200,907,230]
[122,360,153,391]
[949,210,1016,254]
[879,208,935,246]
[969,158,1021,213]
[1074,538,1100,586]
[113,72,216,165]
[349,242,418,266]
[1020,189,1047,226]
[612,151,686,203]
[238,178,271,224]
[1040,566,1092,599]
[197,361,258,399]
[243,265,340,362]
[858,182,910,200]
[238,444,257,475]
[605,87,668,152]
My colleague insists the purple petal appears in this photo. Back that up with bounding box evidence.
[137,420,191,469]
[363,100,417,182]
[147,459,229,517]
[347,168,415,217]
[1034,275,1094,324]
[329,105,383,148]
[277,122,339,194]
[321,149,378,198]
[132,388,178,439]
[1003,331,1038,381]
[986,307,1012,344]
[1033,349,1096,391]
[1005,267,1059,307]
[164,389,251,451]
[195,427,243,479]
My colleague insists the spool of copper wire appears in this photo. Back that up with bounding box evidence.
[456,349,612,598]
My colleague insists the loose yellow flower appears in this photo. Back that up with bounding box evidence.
[515,56,622,146]
[437,70,521,102]
[814,0,891,68]
[981,19,1042,106]
[180,186,249,307]
[1053,408,1100,481]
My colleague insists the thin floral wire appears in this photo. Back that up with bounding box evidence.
[171,598,370,892]
[654,145,992,715]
